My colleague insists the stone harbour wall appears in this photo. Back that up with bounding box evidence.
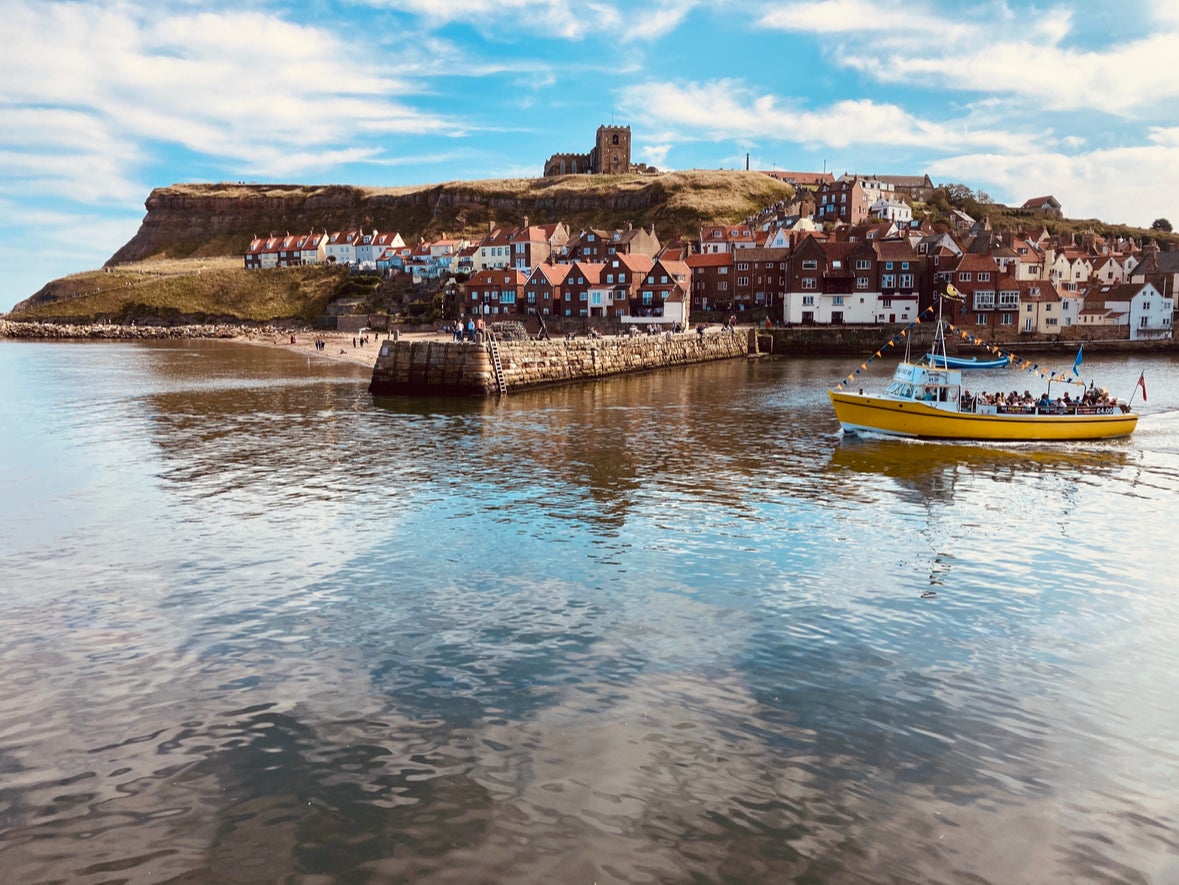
[369,330,754,396]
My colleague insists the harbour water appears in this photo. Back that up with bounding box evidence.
[2,338,1179,883]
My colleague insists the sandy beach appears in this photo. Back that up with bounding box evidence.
[251,329,450,369]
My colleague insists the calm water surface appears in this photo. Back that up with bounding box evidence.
[3,339,1179,884]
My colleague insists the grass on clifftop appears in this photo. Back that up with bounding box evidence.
[10,260,347,323]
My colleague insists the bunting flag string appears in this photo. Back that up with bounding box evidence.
[833,304,936,390]
[834,304,1086,391]
[942,327,1086,386]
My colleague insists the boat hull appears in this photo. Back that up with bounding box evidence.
[829,391,1138,441]
[923,354,1010,370]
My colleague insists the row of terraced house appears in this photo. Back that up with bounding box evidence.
[243,204,1176,340]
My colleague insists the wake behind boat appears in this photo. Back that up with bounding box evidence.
[829,298,1141,441]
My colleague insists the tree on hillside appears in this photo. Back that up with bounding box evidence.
[1151,217,1172,232]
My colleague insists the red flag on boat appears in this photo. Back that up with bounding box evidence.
[1137,371,1147,401]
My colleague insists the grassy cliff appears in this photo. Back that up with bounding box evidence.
[10,171,794,321]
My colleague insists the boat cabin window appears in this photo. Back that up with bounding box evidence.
[900,383,961,403]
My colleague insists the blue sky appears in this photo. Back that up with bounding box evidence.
[3,0,1178,311]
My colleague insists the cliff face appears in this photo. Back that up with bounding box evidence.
[106,172,795,265]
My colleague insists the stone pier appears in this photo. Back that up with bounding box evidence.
[368,330,754,396]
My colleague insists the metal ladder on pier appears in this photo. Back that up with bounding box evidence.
[486,337,507,394]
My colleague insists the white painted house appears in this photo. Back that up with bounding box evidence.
[325,230,360,265]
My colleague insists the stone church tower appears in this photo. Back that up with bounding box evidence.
[593,125,631,174]
[544,123,646,177]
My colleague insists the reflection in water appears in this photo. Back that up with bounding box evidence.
[3,341,1179,882]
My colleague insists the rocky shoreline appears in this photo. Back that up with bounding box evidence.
[0,319,279,341]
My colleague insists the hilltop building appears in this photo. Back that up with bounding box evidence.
[543,125,656,177]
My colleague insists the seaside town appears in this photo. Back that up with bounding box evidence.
[242,128,1177,344]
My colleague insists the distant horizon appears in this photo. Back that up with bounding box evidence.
[5,0,1179,311]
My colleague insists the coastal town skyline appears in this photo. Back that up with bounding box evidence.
[3,0,1179,311]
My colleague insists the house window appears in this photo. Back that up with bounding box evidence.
[1001,312,1013,325]
[978,272,991,281]
[501,290,516,304]
[527,292,536,304]
[802,259,818,270]
[738,277,749,286]
[737,262,749,271]
[832,260,842,269]
[998,290,1018,308]
[718,266,728,274]
[976,313,987,324]
[833,296,844,305]
[606,274,613,283]
[882,274,896,288]
[580,292,587,302]
[959,272,971,281]
[856,277,869,289]
[900,274,914,288]
[856,259,871,270]
[901,261,910,270]
[974,291,995,309]
[885,261,894,270]
[803,295,815,306]
[801,277,817,289]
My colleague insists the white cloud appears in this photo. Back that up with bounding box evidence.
[0,2,458,204]
[760,0,968,38]
[363,0,700,40]
[760,0,1179,113]
[619,80,1037,153]
[641,143,673,167]
[928,139,1179,227]
[623,0,702,42]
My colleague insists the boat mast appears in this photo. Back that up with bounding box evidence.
[929,295,948,366]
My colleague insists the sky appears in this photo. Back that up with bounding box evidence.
[3,0,1179,310]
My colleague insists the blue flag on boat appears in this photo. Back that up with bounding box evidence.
[1072,344,1083,377]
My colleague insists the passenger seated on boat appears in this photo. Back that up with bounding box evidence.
[923,388,936,401]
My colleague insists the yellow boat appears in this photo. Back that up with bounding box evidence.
[829,310,1138,440]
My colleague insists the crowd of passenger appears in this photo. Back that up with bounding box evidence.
[962,385,1120,414]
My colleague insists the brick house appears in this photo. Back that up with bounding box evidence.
[934,253,1008,334]
[733,247,789,314]
[463,268,527,316]
[522,262,573,316]
[784,236,858,324]
[686,252,733,313]
[554,261,604,317]
[633,258,689,320]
